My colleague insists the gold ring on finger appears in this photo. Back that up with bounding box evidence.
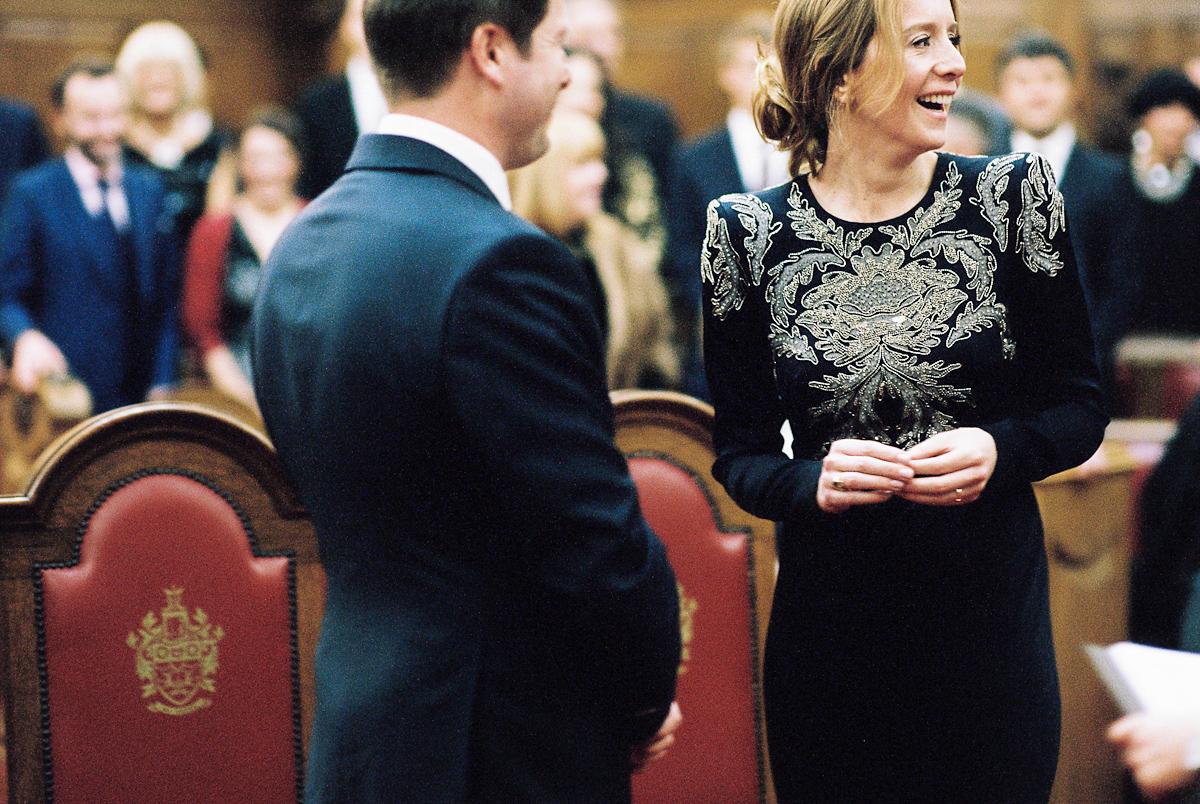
[832,475,848,491]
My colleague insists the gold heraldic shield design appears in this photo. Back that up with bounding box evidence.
[126,587,225,715]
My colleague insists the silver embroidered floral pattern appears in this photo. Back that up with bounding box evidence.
[701,155,1053,451]
[1015,155,1066,276]
[701,199,748,320]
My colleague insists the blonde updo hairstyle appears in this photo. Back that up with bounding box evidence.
[756,0,951,176]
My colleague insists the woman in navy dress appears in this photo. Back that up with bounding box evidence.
[700,0,1108,801]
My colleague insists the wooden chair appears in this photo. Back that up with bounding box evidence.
[0,402,322,804]
[612,390,777,804]
[0,375,91,494]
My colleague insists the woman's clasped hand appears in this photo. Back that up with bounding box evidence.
[818,428,997,513]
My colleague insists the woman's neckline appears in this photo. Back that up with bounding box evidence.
[800,151,950,227]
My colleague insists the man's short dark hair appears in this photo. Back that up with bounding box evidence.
[996,32,1075,80]
[51,59,119,110]
[364,0,550,99]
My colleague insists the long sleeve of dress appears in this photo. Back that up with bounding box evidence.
[975,153,1108,487]
[181,212,236,357]
[701,196,825,523]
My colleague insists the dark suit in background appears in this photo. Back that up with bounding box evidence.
[603,89,677,213]
[0,98,49,203]
[294,73,358,201]
[1005,136,1133,407]
[668,127,743,318]
[1056,142,1134,403]
[0,158,179,412]
[253,134,681,803]
[666,126,744,400]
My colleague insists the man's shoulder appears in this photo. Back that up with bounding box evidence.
[286,169,555,272]
[8,157,66,196]
[0,98,39,128]
[679,125,732,159]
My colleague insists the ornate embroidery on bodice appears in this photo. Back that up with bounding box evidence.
[703,155,1066,450]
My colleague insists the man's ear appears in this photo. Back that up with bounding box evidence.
[468,22,514,88]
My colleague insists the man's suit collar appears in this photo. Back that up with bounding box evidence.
[345,134,500,206]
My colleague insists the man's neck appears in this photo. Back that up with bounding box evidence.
[1015,121,1074,147]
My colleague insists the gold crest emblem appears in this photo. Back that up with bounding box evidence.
[126,587,225,716]
[678,583,698,675]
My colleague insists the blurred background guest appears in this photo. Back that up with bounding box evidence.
[0,97,49,204]
[996,31,1133,410]
[1122,68,1200,339]
[563,0,678,233]
[116,20,232,242]
[294,0,385,200]
[1109,711,1200,803]
[182,106,304,414]
[558,47,668,258]
[0,61,179,414]
[510,110,678,391]
[941,87,1008,156]
[667,11,785,400]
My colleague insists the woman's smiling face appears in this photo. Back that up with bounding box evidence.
[841,0,965,157]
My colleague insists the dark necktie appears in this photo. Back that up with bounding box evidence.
[97,178,144,402]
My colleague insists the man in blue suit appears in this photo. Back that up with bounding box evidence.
[667,12,786,400]
[996,32,1134,409]
[252,0,682,801]
[0,62,178,413]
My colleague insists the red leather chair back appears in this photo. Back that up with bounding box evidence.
[0,403,322,804]
[613,391,776,804]
[38,472,300,804]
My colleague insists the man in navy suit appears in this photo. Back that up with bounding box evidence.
[294,0,388,200]
[997,32,1133,409]
[252,0,682,801]
[0,97,49,204]
[0,62,178,413]
[667,13,786,400]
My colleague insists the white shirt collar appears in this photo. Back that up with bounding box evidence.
[346,57,388,136]
[1011,122,1076,186]
[376,113,512,210]
[63,147,129,228]
[726,108,790,192]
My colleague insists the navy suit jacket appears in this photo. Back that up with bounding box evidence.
[0,98,48,204]
[1034,140,1133,405]
[0,158,179,412]
[294,73,358,201]
[252,134,681,803]
[667,125,744,313]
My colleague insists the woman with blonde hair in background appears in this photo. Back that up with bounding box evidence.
[700,0,1107,800]
[116,21,233,240]
[510,110,678,391]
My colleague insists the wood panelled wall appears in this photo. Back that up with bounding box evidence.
[1,0,1199,148]
[619,0,1200,145]
[0,0,340,146]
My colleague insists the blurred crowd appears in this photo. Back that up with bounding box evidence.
[1,1,1198,422]
[1,1,1200,800]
